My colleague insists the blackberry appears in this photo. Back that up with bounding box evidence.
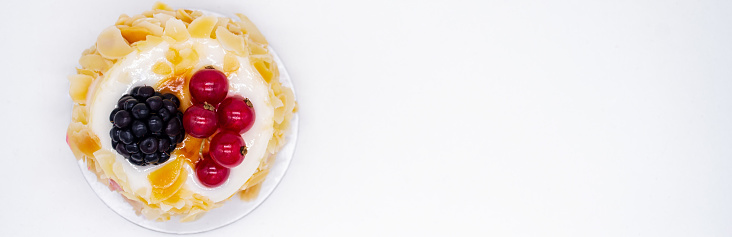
[109,87,184,166]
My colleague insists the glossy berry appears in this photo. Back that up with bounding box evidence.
[209,131,246,168]
[130,153,143,164]
[119,130,134,144]
[196,155,230,187]
[117,96,133,108]
[123,98,138,110]
[217,97,256,134]
[139,137,158,154]
[135,86,155,99]
[158,108,172,121]
[158,153,171,164]
[115,143,130,158]
[144,153,159,164]
[110,108,120,122]
[182,104,218,138]
[113,110,132,128]
[158,139,170,155]
[148,115,164,134]
[162,99,177,113]
[131,103,150,119]
[146,96,163,111]
[162,93,180,107]
[130,87,140,97]
[110,127,120,142]
[189,68,228,105]
[125,143,139,154]
[130,120,147,138]
[165,117,182,136]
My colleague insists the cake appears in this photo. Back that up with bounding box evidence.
[66,2,296,222]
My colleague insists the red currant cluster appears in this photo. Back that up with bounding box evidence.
[182,67,256,188]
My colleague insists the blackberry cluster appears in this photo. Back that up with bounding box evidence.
[109,86,185,166]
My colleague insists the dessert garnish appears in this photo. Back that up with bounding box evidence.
[110,86,184,166]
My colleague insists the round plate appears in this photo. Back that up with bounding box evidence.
[77,46,298,234]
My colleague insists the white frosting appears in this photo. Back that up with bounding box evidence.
[87,38,274,202]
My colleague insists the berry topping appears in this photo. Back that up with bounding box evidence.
[131,120,148,138]
[146,96,163,111]
[129,153,144,165]
[131,103,150,119]
[217,97,256,134]
[123,98,138,110]
[139,137,158,154]
[119,130,134,144]
[209,131,246,168]
[196,155,230,187]
[115,143,130,158]
[189,67,228,105]
[148,115,164,134]
[113,110,132,128]
[162,93,180,107]
[182,104,218,138]
[125,143,140,154]
[108,86,184,166]
[144,153,159,164]
[110,127,120,142]
[110,108,120,122]
[165,117,182,136]
[158,107,172,121]
[135,86,155,99]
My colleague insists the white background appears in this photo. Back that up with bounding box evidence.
[1,0,731,236]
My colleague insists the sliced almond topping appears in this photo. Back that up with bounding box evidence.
[176,9,193,23]
[76,68,97,77]
[165,48,181,64]
[250,55,274,82]
[153,61,173,75]
[152,1,173,11]
[72,104,89,125]
[79,54,113,72]
[226,22,243,35]
[119,26,152,44]
[163,18,190,42]
[133,35,164,52]
[142,10,155,18]
[235,13,268,45]
[188,16,218,38]
[116,14,131,26]
[69,74,94,104]
[174,48,198,75]
[189,10,203,20]
[96,26,133,59]
[215,27,247,56]
[247,38,268,55]
[125,14,146,26]
[223,53,240,72]
[134,21,164,37]
[210,17,230,39]
[153,13,174,26]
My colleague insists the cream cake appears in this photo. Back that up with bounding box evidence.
[66,2,296,222]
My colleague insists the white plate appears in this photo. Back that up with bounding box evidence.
[77,46,298,234]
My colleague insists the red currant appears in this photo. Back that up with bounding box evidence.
[217,96,256,134]
[189,68,228,105]
[209,131,246,168]
[182,104,218,138]
[196,154,230,188]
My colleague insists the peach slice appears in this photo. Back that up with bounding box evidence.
[148,157,183,189]
[150,165,187,203]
